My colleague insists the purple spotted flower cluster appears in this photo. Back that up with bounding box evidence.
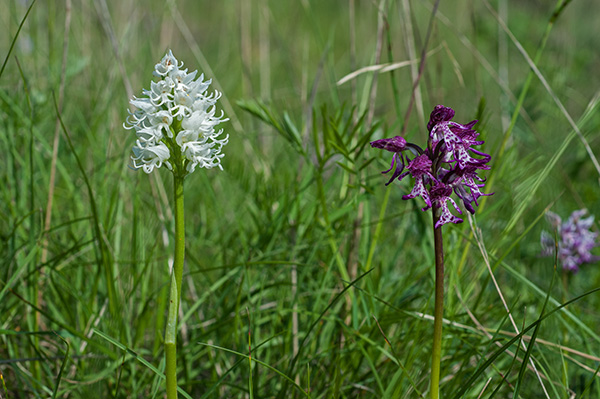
[541,210,599,273]
[370,105,492,228]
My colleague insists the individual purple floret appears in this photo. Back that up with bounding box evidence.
[370,136,409,185]
[370,105,493,228]
[541,210,600,272]
[426,181,463,228]
[400,154,435,208]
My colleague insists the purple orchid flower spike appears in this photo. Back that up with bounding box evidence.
[371,105,493,399]
[541,209,600,272]
[370,105,493,228]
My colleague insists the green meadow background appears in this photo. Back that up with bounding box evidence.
[2,0,600,397]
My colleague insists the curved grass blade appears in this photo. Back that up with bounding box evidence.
[198,332,284,399]
[197,342,310,398]
[0,0,37,79]
[52,92,118,317]
[451,287,600,399]
[512,266,556,398]
[276,268,373,398]
[51,332,70,399]
[94,329,193,399]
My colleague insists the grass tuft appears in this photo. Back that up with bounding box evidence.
[1,1,600,398]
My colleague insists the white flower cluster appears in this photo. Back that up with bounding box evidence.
[125,50,229,174]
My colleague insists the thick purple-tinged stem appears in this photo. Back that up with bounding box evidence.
[430,206,444,399]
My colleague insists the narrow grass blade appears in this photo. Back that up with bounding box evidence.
[0,0,37,79]
[94,329,193,399]
[51,333,70,399]
[451,287,600,399]
[198,342,311,398]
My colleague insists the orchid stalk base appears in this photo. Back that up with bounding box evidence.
[430,207,445,399]
[165,175,185,399]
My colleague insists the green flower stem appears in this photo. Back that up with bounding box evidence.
[430,206,445,399]
[165,175,185,399]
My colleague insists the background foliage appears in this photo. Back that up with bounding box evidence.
[1,0,599,397]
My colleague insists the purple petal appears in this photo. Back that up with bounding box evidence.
[427,105,455,132]
[382,153,407,186]
[435,197,463,228]
[370,136,407,153]
[402,176,432,208]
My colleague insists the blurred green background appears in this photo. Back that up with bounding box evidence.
[2,0,600,397]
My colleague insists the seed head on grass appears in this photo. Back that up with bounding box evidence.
[541,209,600,272]
[124,50,229,175]
[371,105,493,228]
